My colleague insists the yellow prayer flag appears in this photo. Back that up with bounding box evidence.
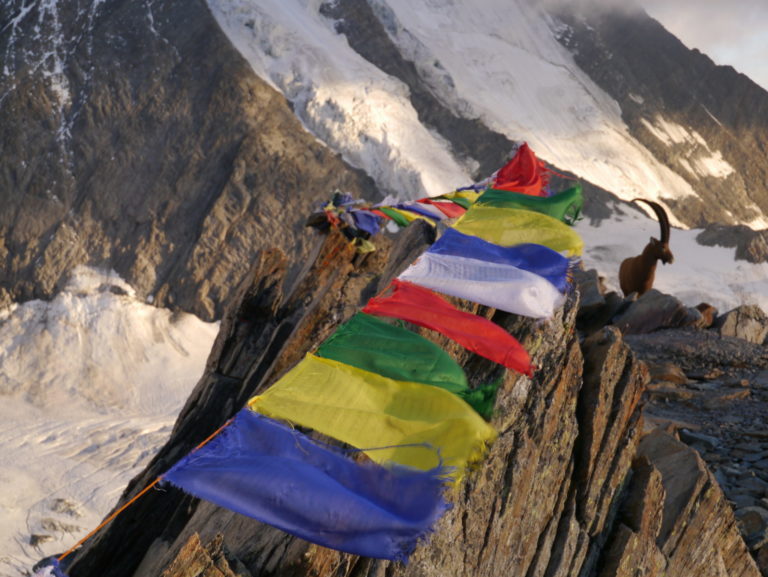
[248,354,497,480]
[389,207,436,226]
[441,190,482,204]
[454,206,584,256]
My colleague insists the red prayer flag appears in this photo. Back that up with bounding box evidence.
[493,143,549,197]
[362,279,533,376]
[417,198,467,218]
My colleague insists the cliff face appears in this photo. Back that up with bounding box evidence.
[66,221,760,577]
[0,0,375,320]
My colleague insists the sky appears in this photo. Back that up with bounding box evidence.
[636,0,768,91]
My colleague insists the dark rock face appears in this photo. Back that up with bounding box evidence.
[65,223,759,577]
[551,5,768,229]
[0,0,375,319]
[697,225,768,264]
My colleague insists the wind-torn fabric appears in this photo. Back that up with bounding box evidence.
[248,354,497,479]
[377,206,434,227]
[476,183,583,225]
[164,410,450,561]
[398,252,566,319]
[418,198,467,218]
[454,206,584,256]
[362,279,533,375]
[395,202,447,221]
[31,558,69,577]
[375,206,411,227]
[427,228,571,292]
[492,142,549,196]
[350,210,382,236]
[316,313,500,419]
[438,190,481,208]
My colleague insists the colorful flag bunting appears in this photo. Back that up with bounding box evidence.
[395,202,447,221]
[350,210,382,236]
[398,252,565,319]
[376,206,412,227]
[164,410,450,561]
[418,198,467,218]
[248,354,497,478]
[363,279,533,375]
[438,190,481,208]
[316,313,499,419]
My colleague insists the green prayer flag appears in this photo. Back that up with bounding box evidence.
[377,206,411,227]
[316,313,499,419]
[476,183,583,225]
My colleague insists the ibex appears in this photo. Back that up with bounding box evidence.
[619,199,674,296]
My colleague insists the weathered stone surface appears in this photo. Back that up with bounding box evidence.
[716,305,768,345]
[736,507,768,538]
[612,289,695,334]
[646,361,689,384]
[573,267,607,311]
[598,457,667,577]
[160,534,249,577]
[646,382,695,403]
[697,225,768,265]
[637,430,760,576]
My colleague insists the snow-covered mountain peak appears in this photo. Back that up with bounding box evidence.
[207,0,725,226]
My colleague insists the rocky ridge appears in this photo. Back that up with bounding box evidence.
[577,269,768,575]
[63,221,760,577]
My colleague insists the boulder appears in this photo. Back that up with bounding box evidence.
[715,305,768,345]
[612,289,698,334]
[736,507,768,538]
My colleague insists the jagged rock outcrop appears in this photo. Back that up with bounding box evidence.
[0,0,376,319]
[64,222,759,577]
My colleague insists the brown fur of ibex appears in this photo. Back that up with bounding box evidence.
[619,199,674,296]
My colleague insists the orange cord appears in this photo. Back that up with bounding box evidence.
[57,417,235,562]
[57,478,162,562]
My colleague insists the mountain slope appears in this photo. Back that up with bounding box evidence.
[2,0,767,323]
[551,3,768,227]
[208,0,768,234]
[0,0,376,320]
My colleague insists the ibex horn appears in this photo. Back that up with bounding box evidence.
[632,199,671,244]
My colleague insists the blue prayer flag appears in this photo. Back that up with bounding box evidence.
[427,228,572,292]
[163,410,450,561]
[350,210,382,236]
